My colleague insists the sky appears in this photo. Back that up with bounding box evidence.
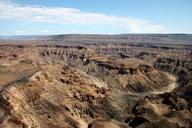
[0,0,192,35]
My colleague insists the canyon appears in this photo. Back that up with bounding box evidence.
[0,34,191,128]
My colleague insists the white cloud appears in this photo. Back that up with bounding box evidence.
[0,1,167,33]
[16,30,23,34]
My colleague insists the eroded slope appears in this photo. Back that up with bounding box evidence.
[0,44,190,128]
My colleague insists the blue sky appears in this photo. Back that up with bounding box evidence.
[0,0,192,35]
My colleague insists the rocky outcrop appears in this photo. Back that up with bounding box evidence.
[0,44,191,128]
[34,45,172,92]
[0,65,107,128]
[74,57,171,92]
[154,55,192,101]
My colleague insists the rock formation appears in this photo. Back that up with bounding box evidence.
[0,40,191,128]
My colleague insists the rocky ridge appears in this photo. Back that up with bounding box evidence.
[0,44,191,128]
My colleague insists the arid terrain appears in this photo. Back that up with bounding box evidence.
[0,34,192,128]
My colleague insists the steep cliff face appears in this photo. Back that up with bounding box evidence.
[0,64,183,128]
[36,45,172,92]
[0,44,189,128]
[154,56,192,101]
[74,58,171,92]
[0,65,108,128]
